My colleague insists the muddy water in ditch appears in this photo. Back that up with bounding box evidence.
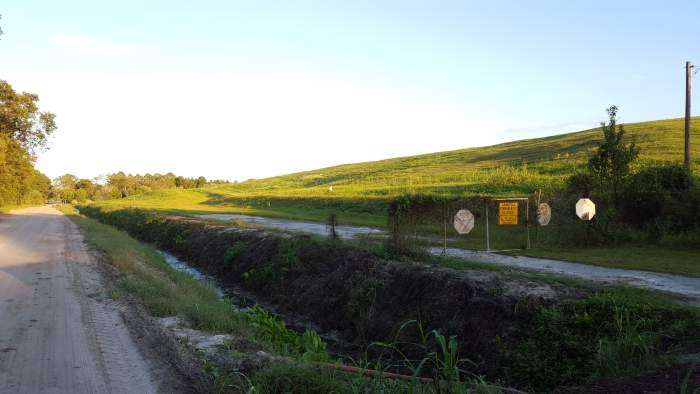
[159,251,354,356]
[161,252,225,298]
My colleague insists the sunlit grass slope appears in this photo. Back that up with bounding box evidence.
[97,117,699,224]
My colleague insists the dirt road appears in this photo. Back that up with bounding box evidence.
[0,206,158,393]
[429,247,700,300]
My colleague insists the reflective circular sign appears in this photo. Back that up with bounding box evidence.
[453,209,475,234]
[537,203,551,226]
[576,198,596,221]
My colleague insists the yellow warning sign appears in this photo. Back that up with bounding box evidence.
[498,201,519,225]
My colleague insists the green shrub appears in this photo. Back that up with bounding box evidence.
[620,165,696,233]
[223,241,247,266]
[243,238,303,287]
[507,290,700,391]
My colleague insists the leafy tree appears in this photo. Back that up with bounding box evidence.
[563,107,640,240]
[75,188,89,203]
[0,80,57,154]
[54,174,78,190]
[587,106,639,200]
[0,134,48,205]
[52,174,77,202]
[0,79,54,206]
[107,172,131,197]
[0,76,53,206]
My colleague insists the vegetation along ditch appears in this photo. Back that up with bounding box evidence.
[76,205,700,392]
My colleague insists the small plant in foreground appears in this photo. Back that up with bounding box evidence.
[244,304,329,361]
[369,320,482,392]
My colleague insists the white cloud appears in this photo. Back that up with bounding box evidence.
[49,33,142,55]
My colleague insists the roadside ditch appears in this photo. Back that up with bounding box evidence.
[77,206,700,392]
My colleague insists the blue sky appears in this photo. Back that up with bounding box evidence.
[1,1,699,180]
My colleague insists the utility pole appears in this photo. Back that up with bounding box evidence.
[685,61,693,171]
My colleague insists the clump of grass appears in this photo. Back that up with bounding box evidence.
[594,300,657,377]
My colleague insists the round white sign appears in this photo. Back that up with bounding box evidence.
[576,198,596,221]
[453,209,475,234]
[537,203,551,226]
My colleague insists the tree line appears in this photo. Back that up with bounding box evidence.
[0,79,55,207]
[52,172,229,203]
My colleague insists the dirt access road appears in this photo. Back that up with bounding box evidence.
[0,206,159,394]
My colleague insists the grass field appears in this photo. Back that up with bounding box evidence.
[92,117,700,275]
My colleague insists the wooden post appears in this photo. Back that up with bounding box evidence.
[485,204,490,252]
[525,199,530,250]
[443,201,447,255]
[685,61,693,172]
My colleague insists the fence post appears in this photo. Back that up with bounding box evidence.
[525,199,531,250]
[443,201,447,254]
[485,203,490,252]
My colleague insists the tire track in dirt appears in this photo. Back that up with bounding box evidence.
[62,219,156,394]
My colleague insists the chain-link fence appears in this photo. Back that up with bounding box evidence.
[386,192,604,254]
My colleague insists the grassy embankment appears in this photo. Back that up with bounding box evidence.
[93,117,700,276]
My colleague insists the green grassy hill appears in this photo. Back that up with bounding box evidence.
[93,117,700,275]
[226,117,699,197]
[98,117,699,223]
